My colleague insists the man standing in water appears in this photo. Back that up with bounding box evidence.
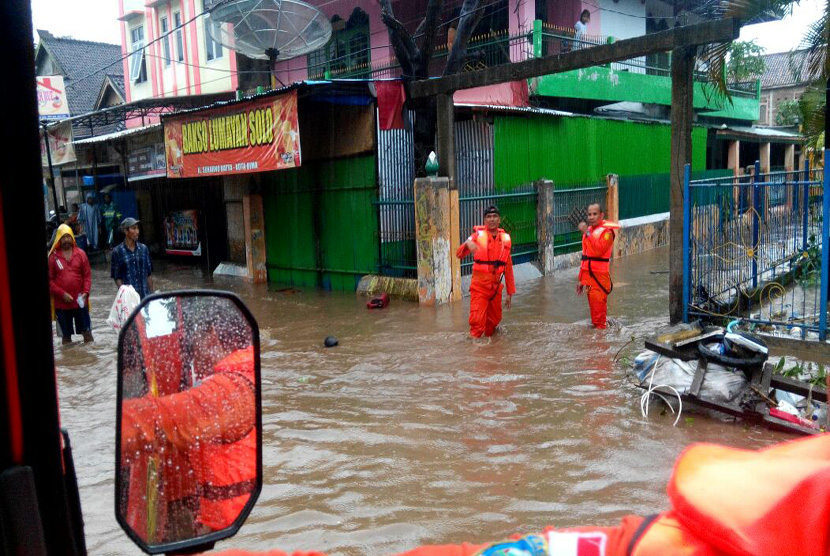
[111,217,154,299]
[78,192,102,251]
[577,203,620,329]
[48,224,93,344]
[456,205,515,338]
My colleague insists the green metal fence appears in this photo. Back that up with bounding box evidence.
[262,155,379,291]
[618,169,734,220]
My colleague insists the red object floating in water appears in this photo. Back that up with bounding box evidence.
[367,293,389,309]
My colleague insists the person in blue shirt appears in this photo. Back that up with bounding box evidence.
[111,217,154,299]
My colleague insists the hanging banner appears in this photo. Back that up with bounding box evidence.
[40,121,76,167]
[36,75,71,120]
[163,210,202,256]
[164,90,301,178]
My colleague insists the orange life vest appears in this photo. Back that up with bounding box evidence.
[470,225,512,278]
[193,346,257,531]
[580,220,620,274]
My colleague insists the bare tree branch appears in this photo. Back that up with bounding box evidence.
[444,0,483,76]
[415,0,444,77]
[378,0,418,76]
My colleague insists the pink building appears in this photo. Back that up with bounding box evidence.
[117,0,240,109]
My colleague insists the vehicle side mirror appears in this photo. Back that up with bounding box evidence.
[115,291,262,554]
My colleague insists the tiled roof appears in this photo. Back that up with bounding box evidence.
[36,30,123,117]
[760,49,811,89]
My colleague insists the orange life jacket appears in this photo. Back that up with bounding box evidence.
[193,346,257,532]
[470,225,512,278]
[580,220,620,274]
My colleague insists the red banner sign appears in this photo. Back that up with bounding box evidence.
[164,91,301,178]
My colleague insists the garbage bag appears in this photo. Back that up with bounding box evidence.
[634,350,748,404]
[107,285,141,332]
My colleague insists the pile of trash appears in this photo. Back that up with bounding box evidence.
[634,323,828,431]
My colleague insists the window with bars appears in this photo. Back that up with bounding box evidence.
[160,16,171,66]
[129,26,146,83]
[307,24,370,79]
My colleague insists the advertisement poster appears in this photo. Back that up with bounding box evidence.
[36,76,70,120]
[40,121,76,167]
[163,210,202,256]
[164,91,301,178]
[127,143,167,181]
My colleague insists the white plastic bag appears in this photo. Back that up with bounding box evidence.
[106,285,141,332]
[634,350,748,404]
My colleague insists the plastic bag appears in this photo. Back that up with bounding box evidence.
[107,285,141,332]
[634,350,748,404]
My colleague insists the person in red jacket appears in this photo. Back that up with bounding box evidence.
[120,300,256,542]
[456,206,515,338]
[48,223,93,344]
[577,203,620,329]
[210,433,830,556]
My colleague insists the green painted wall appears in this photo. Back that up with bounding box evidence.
[262,155,378,291]
[532,68,759,122]
[493,115,707,188]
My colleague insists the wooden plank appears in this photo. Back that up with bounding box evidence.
[759,334,830,366]
[689,356,707,397]
[644,339,698,361]
[770,374,827,403]
[409,18,739,98]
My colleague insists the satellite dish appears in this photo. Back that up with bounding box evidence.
[207,0,332,63]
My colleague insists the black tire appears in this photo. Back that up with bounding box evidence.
[698,334,767,370]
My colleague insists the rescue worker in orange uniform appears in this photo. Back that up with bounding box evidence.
[456,206,515,338]
[212,433,830,556]
[121,303,257,540]
[577,203,620,329]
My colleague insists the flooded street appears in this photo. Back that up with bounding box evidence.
[55,247,789,555]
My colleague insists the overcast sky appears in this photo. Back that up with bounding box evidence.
[30,0,824,54]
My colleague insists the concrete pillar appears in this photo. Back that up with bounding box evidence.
[605,174,620,222]
[535,179,555,275]
[414,177,454,306]
[784,144,795,171]
[759,142,771,174]
[727,140,740,177]
[785,143,796,210]
[449,182,462,301]
[244,193,267,283]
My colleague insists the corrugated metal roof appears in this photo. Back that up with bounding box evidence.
[73,123,161,145]
[715,125,802,143]
[455,103,573,117]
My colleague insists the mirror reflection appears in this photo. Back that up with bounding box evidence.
[117,294,258,548]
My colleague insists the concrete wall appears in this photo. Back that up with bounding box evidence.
[553,212,670,271]
[759,85,808,126]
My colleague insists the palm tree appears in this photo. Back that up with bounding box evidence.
[704,0,828,154]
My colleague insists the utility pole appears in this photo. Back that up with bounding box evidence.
[41,122,60,216]
[669,46,695,323]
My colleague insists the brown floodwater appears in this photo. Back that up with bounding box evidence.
[54,246,789,555]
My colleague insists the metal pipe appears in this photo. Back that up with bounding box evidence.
[41,123,60,218]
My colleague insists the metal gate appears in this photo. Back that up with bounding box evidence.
[683,155,830,339]
[456,120,538,275]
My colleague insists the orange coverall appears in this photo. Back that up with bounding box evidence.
[456,226,515,338]
[121,346,256,537]
[213,433,830,556]
[579,221,618,329]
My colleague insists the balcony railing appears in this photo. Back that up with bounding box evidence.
[306,20,758,100]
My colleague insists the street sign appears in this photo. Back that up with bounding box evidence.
[36,75,70,120]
